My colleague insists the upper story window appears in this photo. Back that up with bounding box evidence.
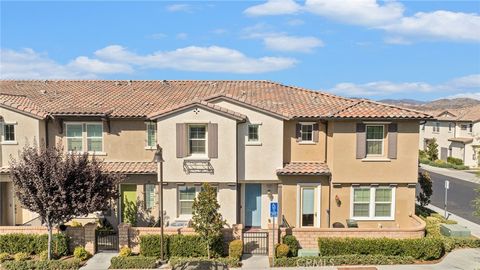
[189,125,206,155]
[66,123,103,153]
[3,124,16,142]
[301,124,313,142]
[352,186,395,220]
[433,122,440,132]
[469,124,473,133]
[366,125,384,156]
[146,122,157,148]
[248,124,259,142]
[461,124,468,130]
[448,122,453,132]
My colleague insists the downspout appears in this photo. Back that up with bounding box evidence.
[324,121,331,228]
[236,121,240,225]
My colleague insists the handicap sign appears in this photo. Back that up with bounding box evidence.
[270,202,278,218]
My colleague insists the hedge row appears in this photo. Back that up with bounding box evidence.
[110,256,158,269]
[420,158,469,170]
[1,259,81,270]
[318,237,444,260]
[0,234,69,257]
[169,256,240,268]
[274,255,415,267]
[140,234,223,258]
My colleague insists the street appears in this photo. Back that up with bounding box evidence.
[420,169,480,224]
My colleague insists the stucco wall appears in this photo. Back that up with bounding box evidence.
[239,182,278,229]
[283,121,326,163]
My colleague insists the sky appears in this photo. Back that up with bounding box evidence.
[1,0,479,101]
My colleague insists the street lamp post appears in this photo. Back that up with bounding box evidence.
[153,145,165,262]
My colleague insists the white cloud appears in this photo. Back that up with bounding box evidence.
[244,0,301,16]
[176,33,188,40]
[263,34,324,52]
[94,45,297,73]
[68,56,133,74]
[166,4,192,13]
[384,36,412,45]
[327,74,480,97]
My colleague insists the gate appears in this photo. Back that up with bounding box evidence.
[95,230,118,251]
[243,231,268,255]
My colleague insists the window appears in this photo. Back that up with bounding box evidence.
[352,186,395,220]
[189,125,206,154]
[66,124,83,151]
[300,124,313,142]
[178,186,196,215]
[146,122,157,148]
[433,122,440,132]
[144,184,156,210]
[301,187,315,227]
[469,124,473,133]
[66,123,103,152]
[3,124,15,142]
[461,124,467,130]
[448,123,452,132]
[366,125,384,155]
[248,124,259,142]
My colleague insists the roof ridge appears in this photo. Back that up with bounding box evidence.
[361,99,432,117]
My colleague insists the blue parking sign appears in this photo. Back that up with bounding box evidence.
[270,202,278,218]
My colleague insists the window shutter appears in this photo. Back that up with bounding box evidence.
[313,123,319,143]
[176,123,186,158]
[356,123,366,159]
[295,124,302,142]
[388,123,398,159]
[208,123,218,158]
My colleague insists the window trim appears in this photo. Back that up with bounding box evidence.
[1,122,17,144]
[350,186,396,221]
[296,183,321,228]
[145,121,157,149]
[177,185,218,218]
[246,123,262,145]
[299,122,314,143]
[64,122,104,154]
[365,125,384,157]
[188,124,207,157]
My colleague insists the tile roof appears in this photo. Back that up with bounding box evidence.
[100,161,157,174]
[448,137,474,144]
[277,162,331,176]
[426,105,480,122]
[0,80,431,120]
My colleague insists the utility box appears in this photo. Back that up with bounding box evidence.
[440,223,471,237]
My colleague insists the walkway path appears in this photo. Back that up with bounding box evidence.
[80,251,118,270]
[241,254,270,269]
[421,164,480,184]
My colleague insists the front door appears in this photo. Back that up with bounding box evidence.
[299,185,319,227]
[121,184,137,222]
[245,184,262,227]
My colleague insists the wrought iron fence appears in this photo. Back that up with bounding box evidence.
[243,231,268,255]
[95,230,118,251]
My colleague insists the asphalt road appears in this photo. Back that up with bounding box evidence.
[419,169,480,224]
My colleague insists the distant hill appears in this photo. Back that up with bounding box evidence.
[378,98,480,111]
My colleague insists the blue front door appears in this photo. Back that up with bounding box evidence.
[245,184,262,227]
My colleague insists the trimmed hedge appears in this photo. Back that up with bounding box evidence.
[228,240,242,260]
[1,259,81,270]
[443,237,480,252]
[169,257,240,268]
[447,157,463,165]
[420,158,469,170]
[110,256,158,269]
[139,234,223,258]
[0,233,69,257]
[283,235,300,257]
[274,255,415,267]
[318,237,444,260]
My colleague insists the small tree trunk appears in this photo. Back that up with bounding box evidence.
[47,224,52,260]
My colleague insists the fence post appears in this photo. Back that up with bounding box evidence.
[83,222,97,255]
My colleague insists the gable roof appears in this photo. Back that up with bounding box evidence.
[426,105,480,122]
[148,100,247,121]
[0,80,432,120]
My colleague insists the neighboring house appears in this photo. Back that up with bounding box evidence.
[0,80,430,232]
[419,105,480,168]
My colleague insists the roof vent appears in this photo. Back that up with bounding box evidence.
[40,89,47,94]
[162,80,170,86]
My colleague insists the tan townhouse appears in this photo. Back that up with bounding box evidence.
[0,80,431,240]
[420,106,480,168]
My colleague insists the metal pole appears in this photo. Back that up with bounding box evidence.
[272,215,275,267]
[444,180,449,219]
[157,161,164,262]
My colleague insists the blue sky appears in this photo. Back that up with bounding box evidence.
[1,0,479,101]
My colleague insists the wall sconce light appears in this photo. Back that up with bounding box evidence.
[267,189,273,201]
[335,194,341,207]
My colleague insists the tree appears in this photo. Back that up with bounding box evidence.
[191,183,226,258]
[417,172,433,207]
[426,139,439,161]
[9,143,123,260]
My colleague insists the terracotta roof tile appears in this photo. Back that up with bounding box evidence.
[101,161,157,174]
[448,137,474,144]
[277,162,331,176]
[0,80,430,120]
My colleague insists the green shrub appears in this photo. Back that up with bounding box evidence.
[169,257,240,268]
[283,235,300,257]
[34,234,69,257]
[1,258,81,270]
[419,150,427,160]
[318,237,444,260]
[443,237,480,252]
[110,256,157,269]
[139,235,167,258]
[0,233,69,257]
[119,247,132,257]
[273,255,415,267]
[38,250,48,261]
[275,244,289,258]
[0,252,11,263]
[70,221,83,227]
[73,246,90,261]
[13,252,29,262]
[228,240,242,260]
[447,157,463,165]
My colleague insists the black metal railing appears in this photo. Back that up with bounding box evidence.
[95,230,118,251]
[243,232,268,255]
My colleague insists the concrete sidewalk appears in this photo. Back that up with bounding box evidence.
[426,204,480,238]
[421,164,480,184]
[241,254,270,269]
[80,251,118,270]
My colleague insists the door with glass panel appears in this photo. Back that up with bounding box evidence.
[299,186,318,227]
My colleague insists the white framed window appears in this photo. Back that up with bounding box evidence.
[144,184,156,210]
[448,123,453,132]
[248,124,259,142]
[188,125,206,155]
[178,186,197,216]
[434,122,440,132]
[66,124,84,152]
[351,186,395,220]
[300,123,313,142]
[3,124,16,142]
[146,122,157,148]
[65,122,103,153]
[366,125,384,156]
[86,124,103,152]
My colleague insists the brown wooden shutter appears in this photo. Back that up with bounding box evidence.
[388,123,398,159]
[208,123,218,158]
[176,123,186,158]
[295,124,302,142]
[356,123,366,159]
[313,123,319,143]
